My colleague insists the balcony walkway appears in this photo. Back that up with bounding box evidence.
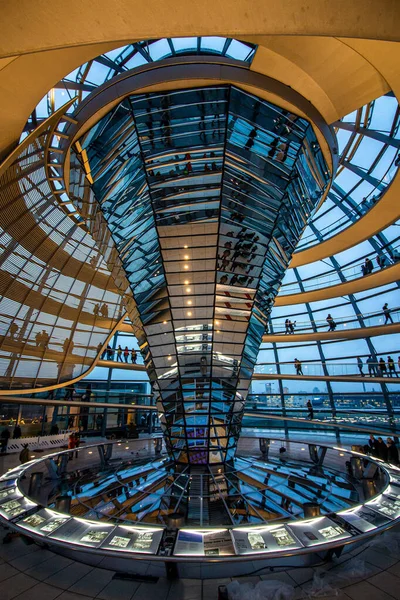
[93,359,400,385]
[0,392,398,438]
[275,262,400,305]
[262,321,400,342]
[253,372,400,384]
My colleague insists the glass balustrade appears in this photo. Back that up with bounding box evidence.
[280,245,400,295]
[243,404,400,435]
[254,360,400,377]
[268,307,400,335]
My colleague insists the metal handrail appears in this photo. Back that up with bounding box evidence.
[267,307,400,334]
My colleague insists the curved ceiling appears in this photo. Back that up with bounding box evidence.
[0,1,400,159]
[1,1,399,57]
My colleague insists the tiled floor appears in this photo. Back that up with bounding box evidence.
[1,528,400,599]
[1,440,400,599]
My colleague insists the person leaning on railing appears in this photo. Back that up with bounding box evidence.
[383,303,394,324]
[391,248,400,262]
[326,314,336,331]
[377,255,386,269]
[361,257,374,276]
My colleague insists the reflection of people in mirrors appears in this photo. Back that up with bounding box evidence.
[64,385,74,401]
[35,330,50,350]
[200,355,207,376]
[9,323,18,339]
[244,127,257,151]
[62,337,74,354]
[100,303,109,318]
[41,330,50,348]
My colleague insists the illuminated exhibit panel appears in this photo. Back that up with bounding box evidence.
[76,85,330,464]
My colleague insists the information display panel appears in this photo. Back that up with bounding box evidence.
[287,517,351,547]
[231,525,302,555]
[17,509,71,536]
[102,526,164,554]
[174,529,235,556]
[49,518,115,547]
[366,492,400,520]
[0,495,36,520]
[335,508,377,533]
[0,485,21,503]
[352,505,391,528]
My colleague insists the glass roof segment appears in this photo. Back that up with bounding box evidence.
[0,112,127,391]
[295,95,400,251]
[74,85,330,465]
[22,37,256,138]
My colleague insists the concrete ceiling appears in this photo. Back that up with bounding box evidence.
[0,1,399,160]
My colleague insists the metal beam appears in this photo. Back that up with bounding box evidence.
[333,121,400,149]
[55,81,95,92]
[342,160,386,190]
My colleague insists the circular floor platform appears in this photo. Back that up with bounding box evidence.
[0,438,399,578]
